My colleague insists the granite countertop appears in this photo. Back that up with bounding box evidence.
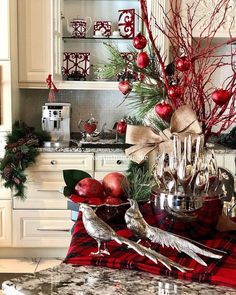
[2,264,236,295]
[38,140,236,154]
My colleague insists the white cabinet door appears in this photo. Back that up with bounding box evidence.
[18,0,52,84]
[224,154,236,175]
[0,0,10,60]
[0,200,12,247]
[0,61,12,132]
[95,153,129,172]
[28,153,94,172]
[13,210,73,247]
[14,153,94,209]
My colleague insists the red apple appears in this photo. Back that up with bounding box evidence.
[102,172,128,198]
[75,178,104,198]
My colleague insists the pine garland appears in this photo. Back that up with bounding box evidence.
[0,121,49,200]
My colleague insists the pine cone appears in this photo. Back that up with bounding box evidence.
[3,165,13,181]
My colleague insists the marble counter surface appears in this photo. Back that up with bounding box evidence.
[2,263,236,295]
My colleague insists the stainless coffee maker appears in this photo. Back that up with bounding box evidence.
[42,103,71,147]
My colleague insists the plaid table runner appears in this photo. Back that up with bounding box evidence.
[64,202,236,288]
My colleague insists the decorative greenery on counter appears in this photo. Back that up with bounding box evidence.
[125,161,153,202]
[0,121,49,200]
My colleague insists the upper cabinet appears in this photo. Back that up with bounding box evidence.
[18,0,52,87]
[0,0,10,60]
[181,0,236,38]
[17,0,140,89]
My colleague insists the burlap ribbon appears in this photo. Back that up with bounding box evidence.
[125,105,202,163]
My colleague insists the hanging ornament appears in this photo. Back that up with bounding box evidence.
[212,88,231,106]
[155,101,173,122]
[176,56,191,72]
[118,80,133,95]
[167,85,184,100]
[116,119,127,134]
[137,52,150,69]
[133,33,147,50]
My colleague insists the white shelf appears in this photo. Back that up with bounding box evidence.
[19,81,119,90]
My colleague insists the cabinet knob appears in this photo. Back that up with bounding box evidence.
[116,160,122,165]
[51,160,57,165]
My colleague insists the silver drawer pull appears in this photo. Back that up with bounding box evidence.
[51,160,57,165]
[37,228,70,232]
[116,160,122,165]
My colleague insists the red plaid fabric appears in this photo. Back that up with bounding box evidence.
[64,202,236,288]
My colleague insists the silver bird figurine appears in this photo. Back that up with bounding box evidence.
[79,203,192,272]
[125,199,223,266]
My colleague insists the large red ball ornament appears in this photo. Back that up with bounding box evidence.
[176,56,191,72]
[133,33,147,50]
[167,85,184,100]
[212,88,231,106]
[137,52,150,68]
[116,119,127,134]
[155,102,173,122]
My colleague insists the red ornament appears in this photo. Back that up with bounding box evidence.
[118,80,133,95]
[155,102,173,122]
[116,119,127,134]
[167,85,184,100]
[212,88,231,106]
[176,56,191,72]
[133,33,147,50]
[137,52,150,68]
[83,122,97,134]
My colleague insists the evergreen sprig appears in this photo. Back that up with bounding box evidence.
[0,121,49,200]
[125,163,154,202]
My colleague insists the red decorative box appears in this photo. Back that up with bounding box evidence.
[118,8,135,39]
[62,52,90,80]
[94,21,112,36]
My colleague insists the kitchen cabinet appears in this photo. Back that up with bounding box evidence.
[17,0,141,89]
[17,0,52,87]
[94,152,129,179]
[0,0,10,60]
[0,200,12,247]
[13,152,93,248]
[13,152,94,209]
[13,210,73,247]
[0,181,12,247]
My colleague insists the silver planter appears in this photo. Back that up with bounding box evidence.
[150,186,204,220]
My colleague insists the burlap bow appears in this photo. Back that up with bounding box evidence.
[125,105,202,163]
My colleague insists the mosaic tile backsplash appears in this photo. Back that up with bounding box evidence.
[20,89,133,133]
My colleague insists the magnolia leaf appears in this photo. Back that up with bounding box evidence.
[62,186,73,197]
[63,169,92,190]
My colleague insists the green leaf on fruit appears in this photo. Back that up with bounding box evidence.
[63,169,92,191]
[62,185,73,197]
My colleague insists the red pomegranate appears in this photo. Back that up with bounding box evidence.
[75,178,104,198]
[102,172,128,198]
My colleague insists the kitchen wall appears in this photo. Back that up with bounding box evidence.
[19,89,133,133]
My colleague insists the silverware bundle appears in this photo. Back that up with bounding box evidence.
[153,135,233,213]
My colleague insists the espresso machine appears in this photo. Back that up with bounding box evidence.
[42,103,71,147]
